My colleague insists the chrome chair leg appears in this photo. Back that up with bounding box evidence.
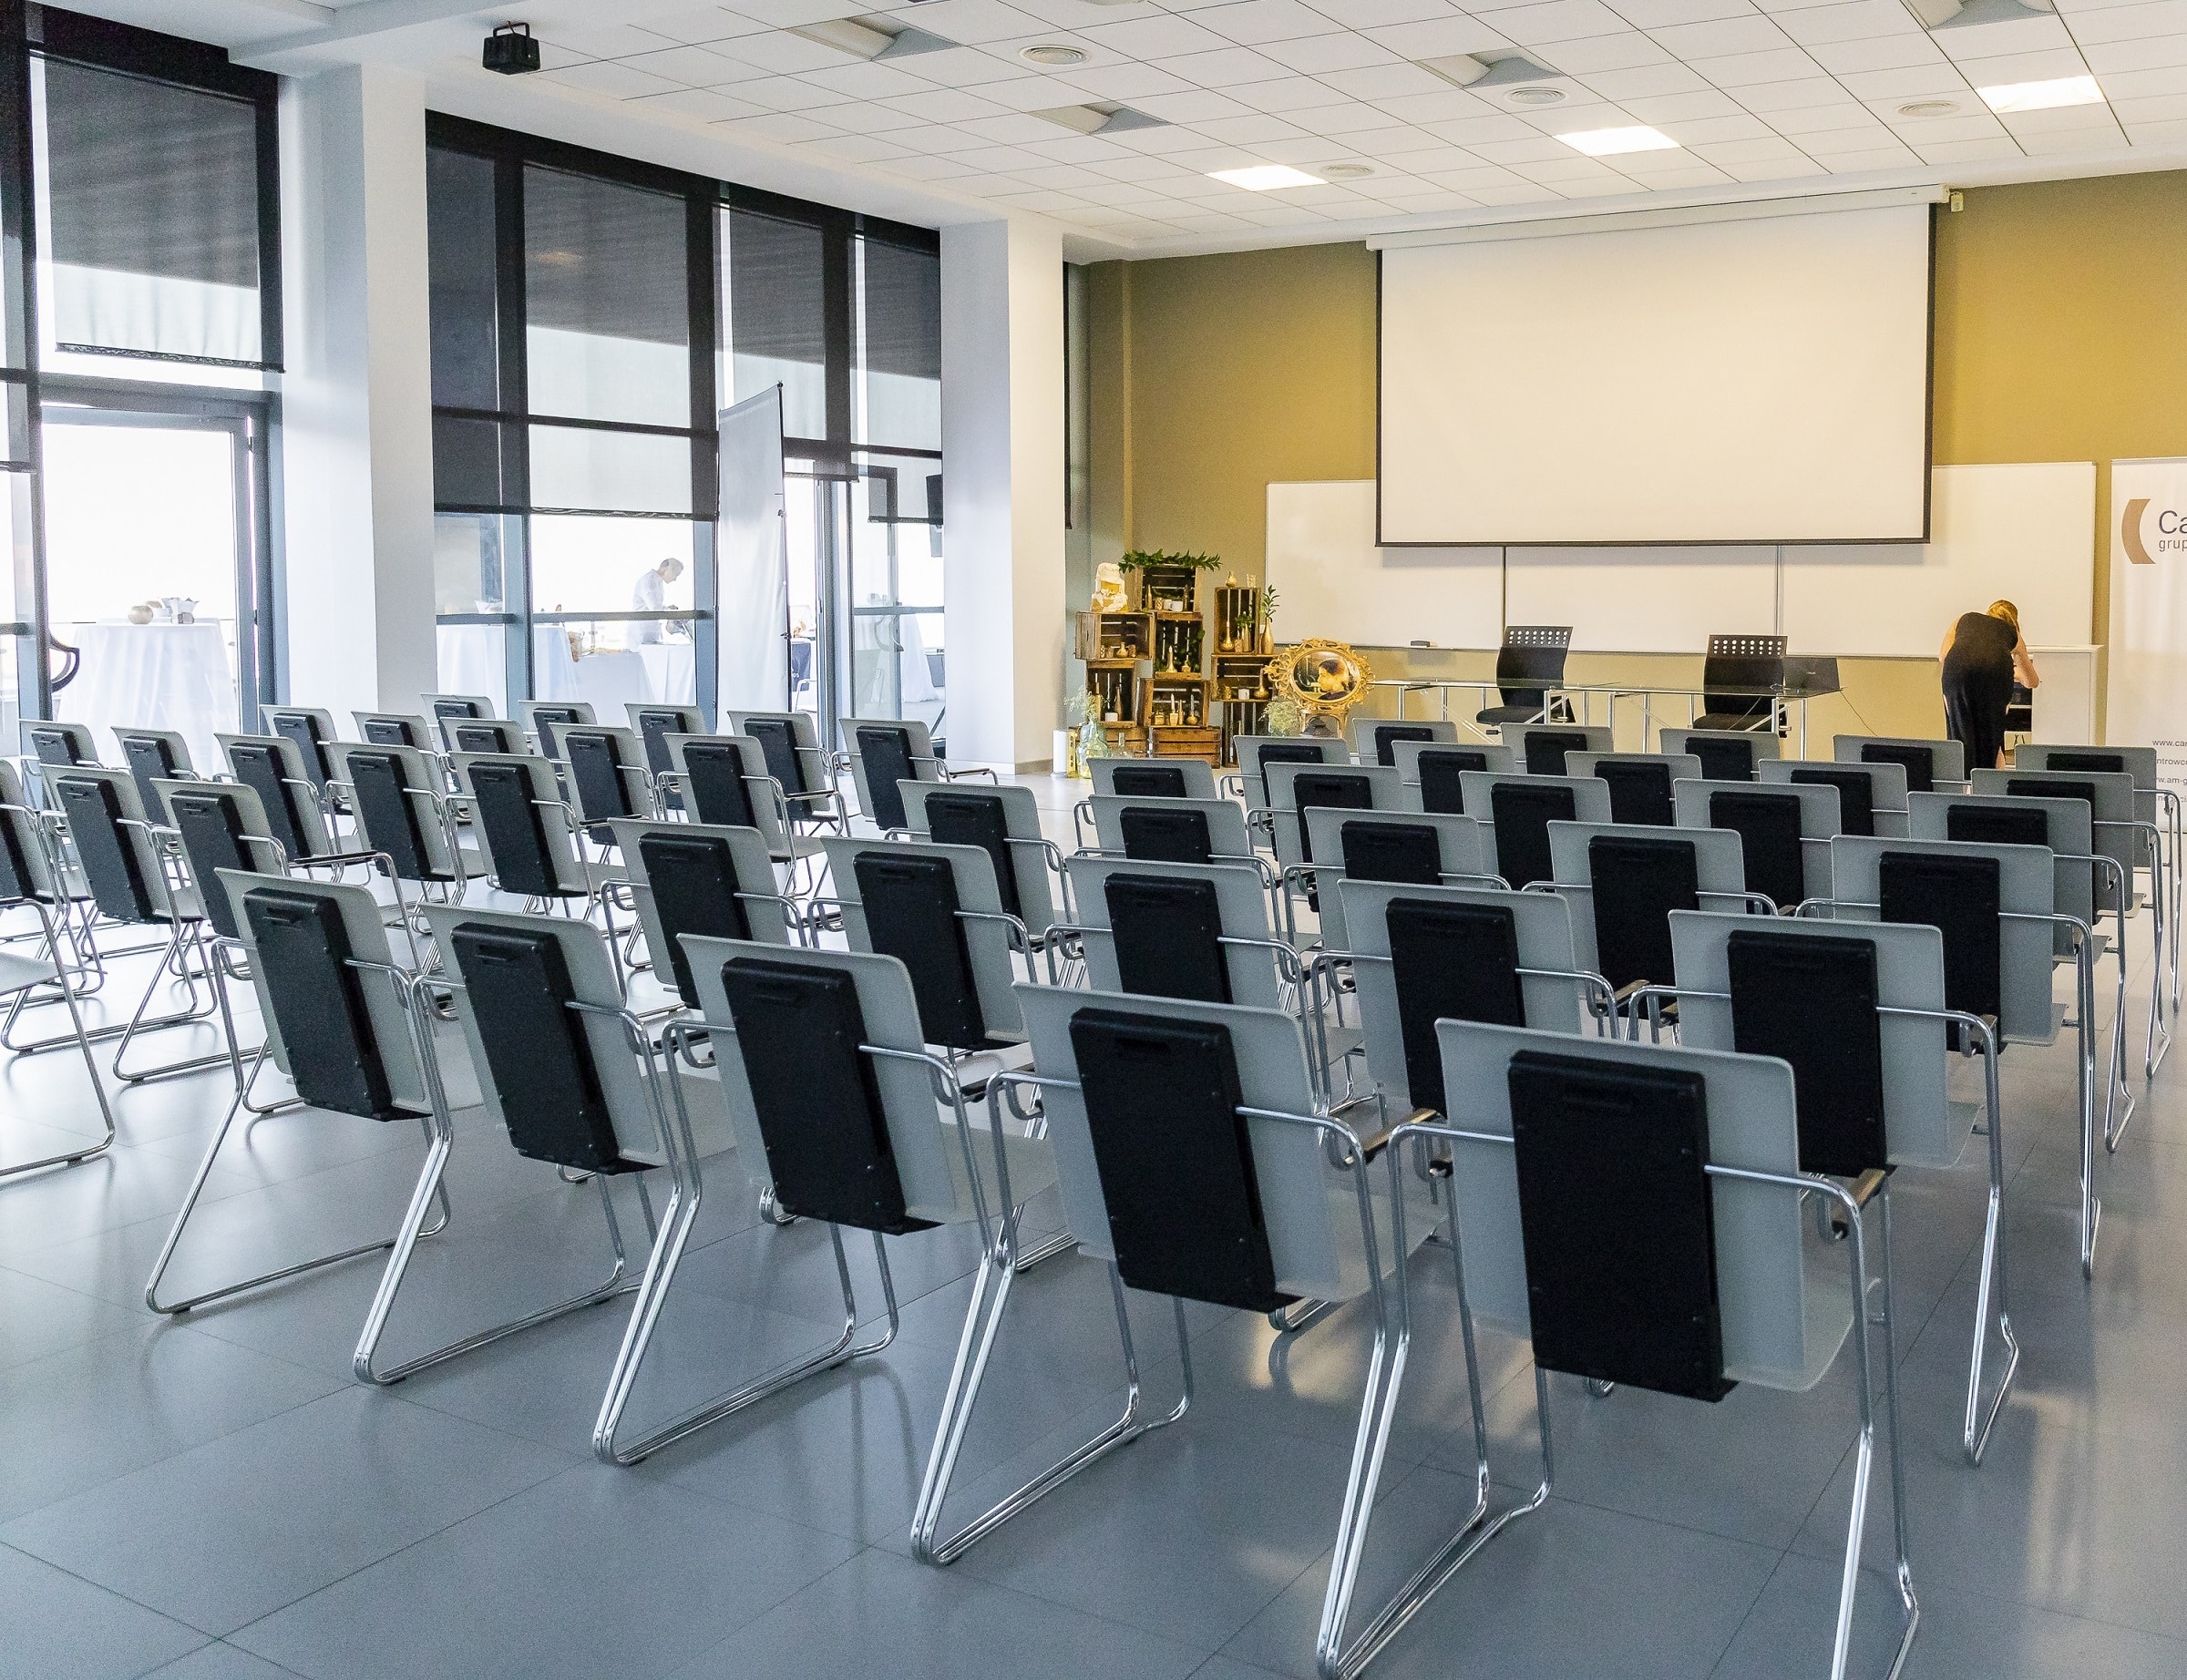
[910,1251,1191,1566]
[145,1085,452,1316]
[0,907,116,1182]
[1960,1031,2018,1466]
[109,925,236,1085]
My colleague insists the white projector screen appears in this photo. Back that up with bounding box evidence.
[1379,202,1933,547]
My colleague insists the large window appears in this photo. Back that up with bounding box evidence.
[427,117,714,718]
[426,120,945,742]
[0,6,281,753]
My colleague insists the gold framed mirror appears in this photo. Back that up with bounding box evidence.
[1263,638,1374,731]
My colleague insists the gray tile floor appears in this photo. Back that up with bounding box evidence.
[0,771,2182,1678]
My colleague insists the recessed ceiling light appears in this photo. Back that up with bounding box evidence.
[1556,124,1679,157]
[1319,162,1372,180]
[1977,74,2103,113]
[1208,164,1326,190]
[1032,102,1165,134]
[1897,98,1960,117]
[1022,44,1086,65]
[1506,86,1565,106]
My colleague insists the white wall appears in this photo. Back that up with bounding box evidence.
[941,218,1065,770]
[278,64,436,722]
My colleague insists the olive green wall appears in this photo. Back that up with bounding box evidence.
[1084,172,2187,741]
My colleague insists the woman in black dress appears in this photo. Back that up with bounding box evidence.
[1940,599,2040,771]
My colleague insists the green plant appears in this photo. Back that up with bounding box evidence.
[1260,583,1280,628]
[1265,697,1303,737]
[1119,549,1222,571]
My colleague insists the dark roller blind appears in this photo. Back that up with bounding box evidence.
[40,58,263,364]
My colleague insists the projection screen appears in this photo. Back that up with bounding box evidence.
[1377,200,1933,547]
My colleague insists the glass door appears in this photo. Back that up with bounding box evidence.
[37,388,270,769]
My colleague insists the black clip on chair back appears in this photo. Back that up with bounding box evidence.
[719,956,932,1233]
[230,743,310,862]
[1069,1009,1291,1313]
[745,718,806,796]
[1385,896,1525,1114]
[1340,820,1441,886]
[1506,1050,1733,1401]
[926,791,1022,919]
[1370,723,1436,767]
[1110,763,1186,798]
[683,742,757,829]
[1860,743,1933,794]
[467,763,560,900]
[1588,834,1699,992]
[1708,789,1804,911]
[1488,781,1576,889]
[56,775,155,923]
[1689,736,1758,782]
[1598,760,1675,826]
[1878,851,2002,1045]
[1725,929,1887,1177]
[272,712,334,788]
[852,851,987,1051]
[169,790,257,941]
[565,732,637,843]
[856,724,919,833]
[244,886,402,1119]
[119,734,180,816]
[640,831,752,1005]
[1522,730,1591,777]
[1104,873,1229,1003]
[1789,767,1874,838]
[450,922,631,1173]
[1118,805,1213,866]
[1416,748,1488,814]
[347,751,432,882]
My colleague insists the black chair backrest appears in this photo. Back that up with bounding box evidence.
[362,717,422,748]
[926,790,1022,919]
[27,725,85,767]
[1860,742,1934,794]
[1110,763,1186,797]
[1495,626,1569,712]
[1946,803,2048,849]
[1505,1050,1731,1402]
[56,774,154,922]
[1368,723,1436,767]
[683,742,758,829]
[2047,751,2125,774]
[1587,834,1699,992]
[1689,735,1757,781]
[169,789,257,941]
[852,850,986,1050]
[1522,730,1591,777]
[1338,819,1441,886]
[744,717,806,794]
[1104,873,1228,1003]
[1488,781,1574,888]
[1726,929,1886,1178]
[1386,896,1525,1112]
[632,709,691,776]
[1290,769,1373,865]
[565,732,637,840]
[467,762,560,898]
[2007,776,2097,820]
[229,743,310,861]
[1416,747,1488,814]
[243,886,401,1120]
[1597,760,1674,826]
[1255,741,1326,804]
[1069,1009,1289,1313]
[1789,766,1874,838]
[452,721,520,756]
[347,750,432,883]
[451,922,627,1173]
[118,733,180,816]
[719,956,929,1234]
[1708,789,1803,910]
[433,697,483,722]
[527,704,586,758]
[855,724,919,832]
[1878,850,2002,1028]
[1701,633,1785,722]
[0,802,41,904]
[1118,804,1212,865]
[271,712,334,787]
[639,830,751,1006]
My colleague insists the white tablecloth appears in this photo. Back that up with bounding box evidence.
[438,625,696,722]
[57,620,237,775]
[435,625,509,715]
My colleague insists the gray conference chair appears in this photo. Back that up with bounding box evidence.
[1673,775,1840,913]
[1088,755,1220,800]
[1349,715,1457,767]
[1566,751,1703,827]
[1833,733,1965,795]
[1659,726,1781,782]
[1502,721,1613,776]
[1390,738,1513,815]
[724,710,846,833]
[901,780,1070,949]
[1457,770,1612,889]
[1299,806,1498,952]
[1761,756,1911,838]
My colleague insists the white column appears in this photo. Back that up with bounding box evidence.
[941,218,1065,772]
[276,64,436,722]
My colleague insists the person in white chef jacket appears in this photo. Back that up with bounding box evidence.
[629,557,686,646]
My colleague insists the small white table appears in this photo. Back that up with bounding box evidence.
[57,620,237,774]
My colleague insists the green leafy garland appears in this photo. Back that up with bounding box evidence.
[1118,549,1222,571]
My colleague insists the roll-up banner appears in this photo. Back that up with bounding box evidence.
[2107,459,2187,787]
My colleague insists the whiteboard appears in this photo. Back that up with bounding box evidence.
[1267,464,2095,660]
[1266,481,1501,650]
[1504,546,1779,654]
[1782,463,2094,656]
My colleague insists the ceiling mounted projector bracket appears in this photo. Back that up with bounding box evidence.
[482,21,541,75]
[791,16,956,59]
[1422,50,1562,89]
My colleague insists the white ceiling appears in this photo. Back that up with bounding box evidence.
[76,0,2187,255]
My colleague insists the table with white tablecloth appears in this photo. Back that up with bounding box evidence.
[56,620,238,774]
[436,624,698,723]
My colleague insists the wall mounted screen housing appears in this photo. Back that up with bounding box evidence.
[1377,200,1934,547]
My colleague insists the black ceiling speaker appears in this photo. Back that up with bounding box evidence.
[483,23,542,75]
